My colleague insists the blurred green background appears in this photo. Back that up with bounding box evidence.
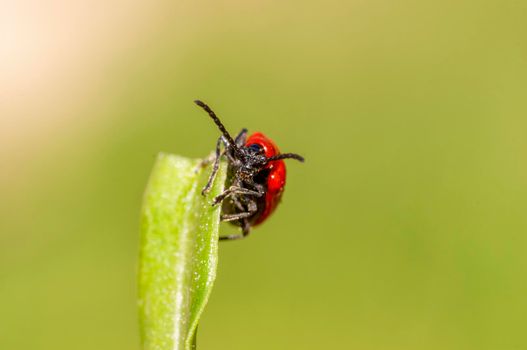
[1,0,527,349]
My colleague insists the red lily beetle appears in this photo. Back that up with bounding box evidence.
[194,100,304,240]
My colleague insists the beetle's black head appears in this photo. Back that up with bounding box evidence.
[236,143,268,181]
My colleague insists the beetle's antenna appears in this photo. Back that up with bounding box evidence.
[194,100,238,150]
[267,153,305,162]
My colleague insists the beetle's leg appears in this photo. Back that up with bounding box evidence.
[230,193,246,211]
[219,202,254,241]
[241,219,251,236]
[221,200,257,222]
[223,144,238,164]
[212,186,263,206]
[241,180,266,198]
[234,128,248,147]
[219,223,251,241]
[201,136,226,195]
[219,230,250,241]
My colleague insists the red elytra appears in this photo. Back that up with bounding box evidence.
[245,132,287,225]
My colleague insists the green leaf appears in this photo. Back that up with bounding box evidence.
[139,153,227,350]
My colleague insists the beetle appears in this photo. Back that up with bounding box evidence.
[194,100,304,240]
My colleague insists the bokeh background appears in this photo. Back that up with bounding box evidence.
[2,0,527,349]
